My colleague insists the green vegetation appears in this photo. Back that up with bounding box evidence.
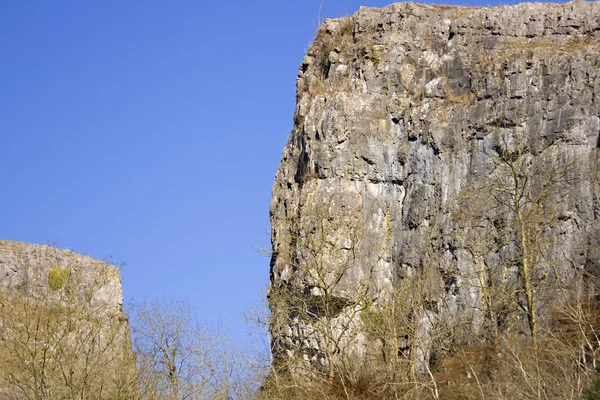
[340,17,354,36]
[48,265,69,290]
[584,378,600,400]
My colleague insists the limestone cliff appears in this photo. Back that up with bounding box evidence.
[0,239,137,398]
[269,1,600,372]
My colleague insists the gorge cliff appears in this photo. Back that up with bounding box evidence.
[0,239,137,398]
[268,0,600,383]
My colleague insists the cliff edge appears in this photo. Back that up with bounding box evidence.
[269,0,600,380]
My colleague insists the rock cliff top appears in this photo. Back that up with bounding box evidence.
[0,239,123,313]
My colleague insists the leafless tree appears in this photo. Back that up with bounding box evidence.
[0,249,137,400]
[130,298,258,400]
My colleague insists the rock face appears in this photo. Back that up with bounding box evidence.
[269,1,600,371]
[0,239,137,398]
[0,239,124,312]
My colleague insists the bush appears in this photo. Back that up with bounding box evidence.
[48,266,69,290]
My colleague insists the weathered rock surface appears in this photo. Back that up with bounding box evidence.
[269,1,600,370]
[0,239,137,397]
[0,239,124,312]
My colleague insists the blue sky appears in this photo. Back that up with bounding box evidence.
[1,0,566,344]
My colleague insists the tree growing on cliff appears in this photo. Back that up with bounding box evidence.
[454,124,579,352]
[268,193,385,393]
[489,132,574,347]
[360,261,447,400]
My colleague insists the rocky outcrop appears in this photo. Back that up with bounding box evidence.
[0,239,124,312]
[0,239,137,398]
[269,1,600,371]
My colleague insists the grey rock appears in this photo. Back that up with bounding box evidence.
[269,1,600,371]
[0,239,125,315]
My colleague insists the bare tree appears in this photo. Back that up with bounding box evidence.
[130,298,257,400]
[0,245,138,400]
[458,127,575,350]
[267,190,393,399]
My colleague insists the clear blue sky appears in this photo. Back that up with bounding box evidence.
[0,0,565,344]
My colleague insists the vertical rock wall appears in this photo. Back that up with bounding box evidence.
[269,1,600,370]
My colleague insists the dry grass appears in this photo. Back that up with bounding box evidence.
[262,295,600,400]
[444,85,475,106]
[339,16,354,37]
[500,36,600,57]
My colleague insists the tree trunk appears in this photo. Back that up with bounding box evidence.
[518,212,539,349]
